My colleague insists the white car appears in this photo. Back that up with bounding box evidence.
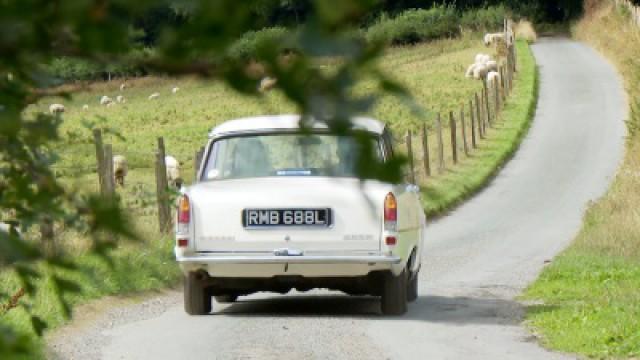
[175,115,426,315]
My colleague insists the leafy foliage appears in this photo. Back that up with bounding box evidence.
[365,6,459,46]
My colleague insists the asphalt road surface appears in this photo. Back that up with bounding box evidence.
[50,38,627,360]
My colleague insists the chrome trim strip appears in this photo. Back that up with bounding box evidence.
[176,254,401,264]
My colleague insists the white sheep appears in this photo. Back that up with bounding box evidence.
[171,87,180,94]
[465,63,477,78]
[119,83,127,91]
[485,60,498,72]
[258,77,277,92]
[148,93,160,100]
[49,103,65,114]
[484,33,505,47]
[106,102,116,108]
[113,155,128,187]
[116,95,125,103]
[165,155,183,189]
[82,104,89,110]
[473,64,489,80]
[100,95,113,105]
[487,71,501,88]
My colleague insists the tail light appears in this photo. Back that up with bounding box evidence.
[384,192,397,232]
[177,194,190,247]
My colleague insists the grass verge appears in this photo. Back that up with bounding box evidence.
[0,233,180,360]
[523,2,640,358]
[422,40,539,216]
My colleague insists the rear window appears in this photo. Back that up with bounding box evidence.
[202,133,382,180]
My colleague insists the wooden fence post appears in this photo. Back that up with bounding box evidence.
[494,79,500,119]
[475,93,484,139]
[499,66,506,102]
[405,130,415,184]
[40,217,55,257]
[194,146,205,180]
[93,128,106,195]
[155,137,171,234]
[470,99,477,148]
[437,113,445,171]
[460,105,468,156]
[103,144,115,197]
[449,111,457,164]
[421,124,431,177]
[483,85,491,127]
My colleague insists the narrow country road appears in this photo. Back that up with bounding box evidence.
[49,38,627,360]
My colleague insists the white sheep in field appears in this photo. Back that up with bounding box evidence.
[82,104,89,110]
[119,83,127,91]
[484,33,505,47]
[486,71,501,88]
[106,102,116,108]
[113,155,128,187]
[49,103,65,114]
[258,77,277,92]
[485,60,498,72]
[171,87,180,94]
[116,95,126,103]
[148,93,160,100]
[164,155,183,189]
[465,63,477,78]
[473,64,489,80]
[100,95,113,105]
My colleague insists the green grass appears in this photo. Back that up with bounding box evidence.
[523,3,640,358]
[0,235,180,359]
[1,34,538,359]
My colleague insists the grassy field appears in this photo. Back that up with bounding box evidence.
[1,34,538,359]
[31,35,536,219]
[523,3,640,358]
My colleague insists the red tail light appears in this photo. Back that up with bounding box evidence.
[178,195,190,224]
[384,192,397,231]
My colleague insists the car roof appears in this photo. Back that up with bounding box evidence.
[208,114,386,137]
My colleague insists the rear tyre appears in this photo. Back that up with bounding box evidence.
[407,271,418,302]
[214,295,238,304]
[380,269,408,315]
[184,273,212,315]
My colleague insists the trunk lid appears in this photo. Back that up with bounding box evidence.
[189,177,391,254]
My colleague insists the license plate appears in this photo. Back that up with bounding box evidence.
[243,208,331,228]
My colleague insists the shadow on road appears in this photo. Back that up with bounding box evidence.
[215,294,525,326]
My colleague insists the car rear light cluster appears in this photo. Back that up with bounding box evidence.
[177,194,190,248]
[384,192,397,246]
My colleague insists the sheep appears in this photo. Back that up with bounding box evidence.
[82,104,89,110]
[49,103,65,114]
[484,33,505,47]
[100,95,113,105]
[465,63,477,78]
[113,155,128,187]
[148,93,160,100]
[258,76,277,93]
[165,155,183,189]
[485,60,498,72]
[472,64,489,80]
[486,71,502,88]
[119,83,127,91]
[116,95,126,103]
[106,102,116,107]
[171,87,180,94]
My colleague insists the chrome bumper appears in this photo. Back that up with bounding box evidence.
[176,253,401,265]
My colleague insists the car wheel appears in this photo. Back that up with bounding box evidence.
[214,294,238,304]
[407,271,418,302]
[380,269,408,315]
[184,273,212,315]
